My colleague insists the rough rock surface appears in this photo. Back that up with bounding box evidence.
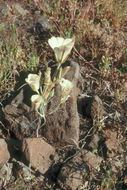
[105,129,123,157]
[57,149,102,190]
[79,95,106,120]
[3,88,40,140]
[90,95,107,120]
[22,138,56,174]
[0,139,10,167]
[44,60,80,147]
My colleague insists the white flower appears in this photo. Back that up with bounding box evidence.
[31,94,43,111]
[48,36,75,64]
[25,73,40,93]
[59,78,73,103]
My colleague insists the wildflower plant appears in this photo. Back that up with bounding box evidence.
[25,36,75,123]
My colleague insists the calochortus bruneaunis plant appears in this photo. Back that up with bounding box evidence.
[25,68,54,119]
[25,36,75,131]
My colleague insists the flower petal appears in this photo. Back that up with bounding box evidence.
[54,46,64,63]
[62,38,73,46]
[56,37,65,47]
[48,36,58,49]
[60,46,72,63]
[59,78,73,103]
[60,78,73,89]
[31,94,43,110]
[25,73,40,92]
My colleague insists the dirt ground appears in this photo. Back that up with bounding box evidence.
[0,1,127,190]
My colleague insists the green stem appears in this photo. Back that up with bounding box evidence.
[53,62,61,83]
[57,63,61,71]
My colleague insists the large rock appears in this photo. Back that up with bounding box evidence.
[44,60,80,147]
[0,139,10,167]
[22,138,56,174]
[3,88,40,140]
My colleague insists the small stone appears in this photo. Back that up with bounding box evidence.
[78,95,106,120]
[91,95,106,120]
[82,150,103,170]
[12,3,29,17]
[36,17,51,34]
[22,138,56,174]
[108,157,123,174]
[89,134,100,150]
[0,163,13,187]
[0,139,10,167]
[12,159,34,182]
[57,150,102,190]
[105,129,123,157]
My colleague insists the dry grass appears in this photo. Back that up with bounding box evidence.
[0,0,127,95]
